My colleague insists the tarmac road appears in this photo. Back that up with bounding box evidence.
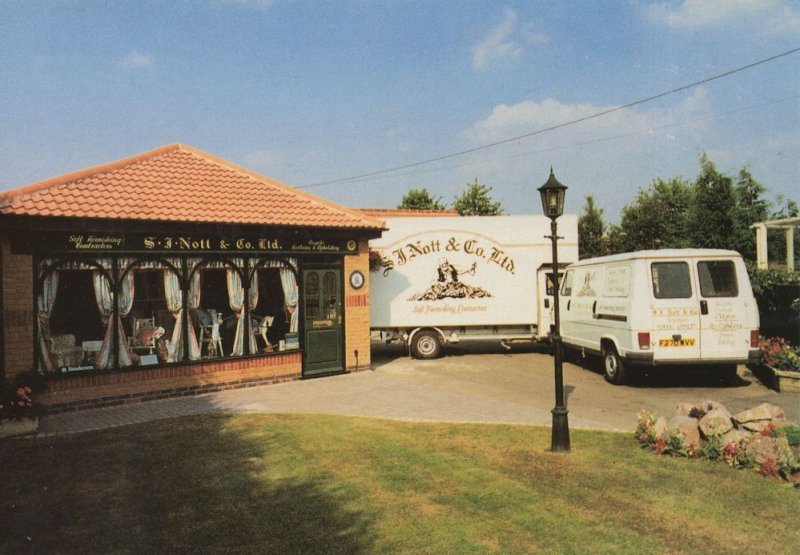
[39,340,799,435]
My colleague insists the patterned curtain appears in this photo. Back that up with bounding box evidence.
[187,271,201,360]
[279,265,299,333]
[164,270,184,362]
[37,270,59,372]
[93,270,134,369]
[227,261,258,356]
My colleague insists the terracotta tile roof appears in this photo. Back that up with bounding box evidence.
[358,208,459,218]
[1,144,385,230]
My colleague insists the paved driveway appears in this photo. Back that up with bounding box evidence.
[41,342,799,435]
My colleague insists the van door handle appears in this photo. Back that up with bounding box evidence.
[567,300,571,311]
[700,300,708,315]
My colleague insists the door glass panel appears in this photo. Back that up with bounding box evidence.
[698,261,738,297]
[651,262,691,299]
[323,271,338,319]
[305,273,320,319]
[561,270,573,296]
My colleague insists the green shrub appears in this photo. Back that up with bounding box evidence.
[782,424,800,446]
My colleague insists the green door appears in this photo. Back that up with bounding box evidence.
[303,268,343,376]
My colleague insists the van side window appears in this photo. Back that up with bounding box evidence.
[561,270,573,296]
[698,260,738,297]
[603,265,630,297]
[651,262,691,299]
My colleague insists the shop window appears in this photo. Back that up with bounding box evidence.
[251,268,293,352]
[45,270,105,373]
[37,255,301,376]
[125,268,173,367]
[192,267,236,359]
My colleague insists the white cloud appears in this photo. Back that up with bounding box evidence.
[472,8,548,72]
[243,148,282,170]
[119,49,153,69]
[466,87,712,145]
[644,0,800,33]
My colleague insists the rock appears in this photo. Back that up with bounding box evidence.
[700,399,727,413]
[733,403,786,425]
[653,416,669,438]
[741,418,785,433]
[675,402,694,417]
[699,407,733,438]
[720,428,748,446]
[668,415,701,448]
[742,435,793,466]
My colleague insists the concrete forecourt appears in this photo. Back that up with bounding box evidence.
[38,342,798,436]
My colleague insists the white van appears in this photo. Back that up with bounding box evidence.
[559,249,760,384]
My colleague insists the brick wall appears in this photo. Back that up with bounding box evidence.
[40,352,302,412]
[343,239,371,371]
[1,235,34,384]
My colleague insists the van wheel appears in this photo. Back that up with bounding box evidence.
[602,345,626,385]
[411,331,442,360]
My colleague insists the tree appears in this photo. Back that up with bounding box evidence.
[398,188,446,211]
[731,167,769,261]
[688,153,736,250]
[578,195,607,259]
[452,178,504,216]
[611,177,693,253]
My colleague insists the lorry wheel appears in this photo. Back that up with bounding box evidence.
[602,346,626,385]
[411,331,442,359]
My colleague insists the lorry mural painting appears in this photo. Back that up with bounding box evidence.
[369,214,579,358]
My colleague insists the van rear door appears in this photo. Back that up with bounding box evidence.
[696,258,748,361]
[537,267,562,338]
[649,260,702,361]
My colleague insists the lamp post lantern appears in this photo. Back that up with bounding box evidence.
[538,168,570,452]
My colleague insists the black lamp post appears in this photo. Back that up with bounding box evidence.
[538,168,570,452]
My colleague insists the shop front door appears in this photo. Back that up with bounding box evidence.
[302,268,343,377]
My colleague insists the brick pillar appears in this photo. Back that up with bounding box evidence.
[1,236,34,384]
[343,239,371,371]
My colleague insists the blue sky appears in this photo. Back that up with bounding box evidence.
[1,1,798,221]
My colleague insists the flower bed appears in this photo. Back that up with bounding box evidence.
[754,336,800,392]
[636,400,800,486]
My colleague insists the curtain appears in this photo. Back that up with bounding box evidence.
[93,270,134,369]
[187,271,201,360]
[163,268,200,362]
[279,265,299,333]
[37,270,59,372]
[227,261,258,355]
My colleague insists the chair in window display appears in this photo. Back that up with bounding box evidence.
[195,309,224,357]
[129,317,165,355]
[46,333,84,368]
[250,314,274,352]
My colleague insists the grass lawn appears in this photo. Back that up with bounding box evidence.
[1,414,798,554]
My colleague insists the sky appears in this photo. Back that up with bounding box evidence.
[1,0,798,221]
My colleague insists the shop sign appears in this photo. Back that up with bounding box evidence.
[13,231,359,255]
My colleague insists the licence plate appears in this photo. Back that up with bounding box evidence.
[659,338,696,347]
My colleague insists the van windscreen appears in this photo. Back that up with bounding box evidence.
[698,260,738,297]
[651,262,691,299]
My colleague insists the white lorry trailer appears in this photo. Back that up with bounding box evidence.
[369,214,579,358]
